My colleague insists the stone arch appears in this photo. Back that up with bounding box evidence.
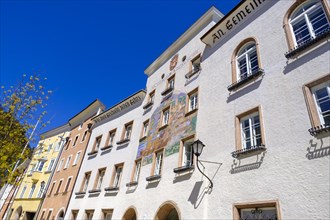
[12,206,23,220]
[122,206,137,220]
[154,200,181,220]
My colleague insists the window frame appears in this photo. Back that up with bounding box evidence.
[110,163,124,189]
[233,200,281,220]
[28,183,36,198]
[140,119,149,139]
[151,149,164,176]
[64,176,73,193]
[19,185,27,198]
[72,151,81,166]
[131,158,142,183]
[92,135,102,152]
[48,181,56,196]
[121,121,133,141]
[105,129,116,148]
[160,106,170,129]
[178,135,195,168]
[80,172,91,193]
[94,168,106,190]
[55,179,63,195]
[81,130,88,142]
[57,159,64,172]
[235,106,265,151]
[186,53,201,79]
[186,87,198,115]
[64,155,72,169]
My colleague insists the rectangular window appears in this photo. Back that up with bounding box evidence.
[94,168,106,190]
[311,82,330,125]
[47,159,55,172]
[29,164,36,175]
[182,138,194,167]
[122,122,133,141]
[19,185,27,198]
[72,135,79,147]
[187,88,198,113]
[47,144,53,152]
[82,130,88,142]
[111,164,124,188]
[149,90,155,103]
[64,156,72,169]
[85,210,94,220]
[64,177,72,193]
[186,54,201,79]
[36,160,45,172]
[133,159,141,182]
[154,151,163,176]
[161,107,170,127]
[54,140,63,152]
[235,106,265,150]
[73,152,81,166]
[55,180,63,194]
[93,135,102,152]
[102,209,113,220]
[233,200,280,220]
[37,182,46,198]
[162,75,175,96]
[48,182,55,196]
[28,184,36,198]
[106,129,116,147]
[141,120,149,138]
[66,139,71,150]
[81,172,91,192]
[57,159,64,171]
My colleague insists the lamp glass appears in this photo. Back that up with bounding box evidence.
[192,139,205,157]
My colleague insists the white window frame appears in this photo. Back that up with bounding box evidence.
[182,139,194,167]
[72,135,79,147]
[162,109,170,126]
[83,173,91,192]
[154,151,163,175]
[47,159,55,172]
[113,166,123,188]
[142,120,149,137]
[189,92,198,112]
[20,185,27,198]
[57,159,64,171]
[311,81,330,125]
[133,160,141,182]
[240,112,262,149]
[64,155,72,169]
[96,169,106,190]
[37,181,46,198]
[28,184,36,198]
[236,42,258,80]
[108,131,116,146]
[36,160,45,172]
[47,144,53,152]
[81,130,88,142]
[73,151,81,166]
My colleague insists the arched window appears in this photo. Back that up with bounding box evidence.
[228,38,263,92]
[236,42,259,81]
[289,0,330,46]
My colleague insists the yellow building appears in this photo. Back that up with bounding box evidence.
[8,124,70,220]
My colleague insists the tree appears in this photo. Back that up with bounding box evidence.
[0,74,51,187]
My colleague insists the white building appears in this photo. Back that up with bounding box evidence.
[65,0,330,219]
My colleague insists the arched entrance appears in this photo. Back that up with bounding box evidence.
[122,207,137,220]
[12,206,22,220]
[155,201,180,220]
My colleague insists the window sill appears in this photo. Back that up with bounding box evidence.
[104,186,119,192]
[44,171,52,174]
[308,124,330,137]
[161,87,174,96]
[146,174,161,182]
[143,101,154,110]
[173,165,194,174]
[227,68,264,92]
[88,189,101,194]
[185,68,201,79]
[231,145,266,158]
[87,150,98,156]
[116,139,130,145]
[139,136,147,142]
[285,28,330,59]
[158,124,168,131]
[100,145,113,151]
[75,191,86,196]
[185,108,198,117]
[126,181,138,187]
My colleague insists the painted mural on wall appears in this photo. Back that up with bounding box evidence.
[136,91,197,166]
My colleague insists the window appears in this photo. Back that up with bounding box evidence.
[72,135,79,147]
[290,0,329,47]
[107,130,116,147]
[36,160,45,172]
[187,88,198,113]
[233,200,280,220]
[46,210,52,220]
[56,180,63,194]
[57,159,64,171]
[236,42,259,81]
[81,172,91,192]
[64,156,72,169]
[37,146,43,155]
[19,185,27,198]
[54,140,63,151]
[93,135,102,152]
[95,168,106,190]
[48,182,55,196]
[153,151,163,176]
[303,75,330,135]
[28,184,36,198]
[235,106,265,152]
[143,90,155,109]
[85,210,94,220]
[37,181,45,198]
[131,159,142,183]
[29,164,36,175]
[102,209,113,220]
[162,75,175,96]
[111,164,123,188]
[182,138,194,167]
[161,107,170,127]
[47,144,53,152]
[82,130,88,142]
[47,159,55,172]
[121,122,133,141]
[64,177,72,193]
[73,152,81,166]
[141,120,149,138]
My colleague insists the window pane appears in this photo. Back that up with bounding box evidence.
[238,57,248,79]
[314,86,330,124]
[249,50,259,74]
[309,7,330,36]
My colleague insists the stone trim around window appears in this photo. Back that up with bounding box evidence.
[233,200,281,220]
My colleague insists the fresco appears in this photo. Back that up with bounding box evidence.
[136,91,197,166]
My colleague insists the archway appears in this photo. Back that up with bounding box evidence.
[154,201,180,220]
[122,206,137,220]
[12,206,22,220]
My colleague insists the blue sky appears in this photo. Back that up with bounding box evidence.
[0,0,240,135]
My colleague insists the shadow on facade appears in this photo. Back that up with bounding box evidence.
[116,142,129,150]
[226,77,263,103]
[173,173,192,184]
[283,41,329,75]
[145,181,160,189]
[100,148,112,156]
[306,138,330,160]
[230,151,266,174]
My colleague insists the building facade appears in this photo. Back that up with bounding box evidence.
[37,100,105,220]
[8,123,70,220]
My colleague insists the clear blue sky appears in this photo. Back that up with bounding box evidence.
[0,0,240,135]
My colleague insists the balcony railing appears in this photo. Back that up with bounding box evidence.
[308,124,330,136]
[227,68,264,91]
[231,145,266,158]
[285,27,330,59]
